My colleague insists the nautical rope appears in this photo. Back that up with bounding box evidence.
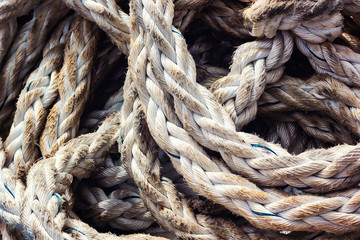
[4,15,74,181]
[3,0,360,238]
[40,16,98,157]
[127,0,360,233]
[0,0,70,139]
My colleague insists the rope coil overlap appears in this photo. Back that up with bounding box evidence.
[1,0,360,239]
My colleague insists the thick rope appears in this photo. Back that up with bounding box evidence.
[4,15,74,181]
[127,0,360,233]
[40,16,98,157]
[258,74,360,144]
[3,0,360,238]
[0,0,70,139]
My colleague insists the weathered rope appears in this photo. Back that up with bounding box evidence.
[126,0,360,234]
[5,15,74,181]
[3,0,360,238]
[40,16,98,157]
[0,0,70,139]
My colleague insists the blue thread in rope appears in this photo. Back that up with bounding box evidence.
[251,144,278,156]
[53,193,61,214]
[252,210,278,217]
[172,29,184,39]
[165,150,180,159]
[161,178,169,182]
[26,81,33,92]
[65,227,85,236]
[122,196,141,201]
[4,184,15,199]
[120,128,124,143]
[308,48,326,62]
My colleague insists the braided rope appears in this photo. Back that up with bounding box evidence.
[126,0,360,233]
[2,0,360,238]
[211,30,293,129]
[258,74,360,144]
[0,0,70,138]
[40,16,98,157]
[4,15,74,181]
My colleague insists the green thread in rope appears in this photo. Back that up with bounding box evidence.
[122,196,141,201]
[251,144,278,156]
[308,47,326,62]
[53,193,61,214]
[0,95,8,111]
[252,210,279,217]
[4,184,15,199]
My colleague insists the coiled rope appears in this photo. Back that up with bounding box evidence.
[2,0,360,239]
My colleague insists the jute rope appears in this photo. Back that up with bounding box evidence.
[3,0,360,239]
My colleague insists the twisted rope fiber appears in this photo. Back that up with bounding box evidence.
[258,74,360,144]
[127,0,360,234]
[118,75,357,239]
[129,0,360,194]
[119,73,306,239]
[3,0,360,238]
[4,15,74,182]
[0,0,70,138]
[0,114,166,239]
[40,16,98,157]
[0,0,39,70]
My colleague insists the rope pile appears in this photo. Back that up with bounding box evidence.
[2,0,360,239]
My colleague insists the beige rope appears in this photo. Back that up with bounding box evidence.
[211,30,293,129]
[243,0,343,41]
[1,111,164,239]
[3,0,360,238]
[201,0,251,38]
[0,0,70,139]
[258,74,360,143]
[127,0,360,233]
[40,16,98,157]
[4,15,74,181]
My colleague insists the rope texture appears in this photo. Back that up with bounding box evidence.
[2,0,360,239]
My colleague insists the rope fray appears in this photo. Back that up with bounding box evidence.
[2,0,360,239]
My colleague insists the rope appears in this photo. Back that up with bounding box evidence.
[3,0,360,238]
[0,0,70,139]
[126,0,360,233]
[40,16,98,157]
[4,15,74,181]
